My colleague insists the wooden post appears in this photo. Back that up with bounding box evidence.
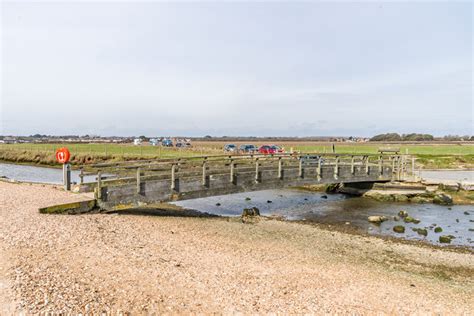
[379,156,383,175]
[255,158,259,183]
[278,157,283,179]
[365,156,369,175]
[334,156,339,179]
[350,156,355,175]
[202,159,207,186]
[79,167,84,185]
[171,164,176,190]
[391,157,395,179]
[136,167,141,194]
[97,171,102,200]
[63,163,71,191]
[298,157,303,178]
[230,159,235,183]
[317,157,322,181]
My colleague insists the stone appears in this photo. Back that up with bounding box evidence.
[215,203,221,206]
[439,235,452,243]
[464,211,470,215]
[393,225,405,233]
[393,216,400,221]
[368,216,388,223]
[434,227,443,233]
[433,193,453,205]
[404,216,420,224]
[398,210,408,218]
[410,196,431,204]
[321,195,328,199]
[394,195,409,202]
[412,228,428,236]
[242,207,260,217]
[267,200,272,203]
[245,197,252,201]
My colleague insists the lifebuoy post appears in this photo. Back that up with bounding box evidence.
[56,148,71,191]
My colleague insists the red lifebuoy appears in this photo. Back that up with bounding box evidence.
[55,148,71,164]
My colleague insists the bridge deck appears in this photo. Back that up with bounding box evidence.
[77,153,411,211]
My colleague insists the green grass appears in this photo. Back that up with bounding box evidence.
[1,142,473,169]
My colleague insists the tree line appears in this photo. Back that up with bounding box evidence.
[370,133,473,141]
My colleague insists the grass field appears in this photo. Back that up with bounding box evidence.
[1,142,473,169]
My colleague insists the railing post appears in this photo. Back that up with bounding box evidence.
[334,156,339,179]
[379,156,383,175]
[202,159,207,186]
[171,164,176,190]
[255,158,260,183]
[63,163,71,191]
[230,159,235,183]
[317,157,322,181]
[97,171,102,200]
[278,157,283,179]
[391,157,395,180]
[298,157,303,178]
[350,156,355,175]
[365,156,369,175]
[79,167,84,185]
[136,167,141,194]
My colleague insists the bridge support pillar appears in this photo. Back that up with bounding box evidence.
[230,160,235,184]
[334,156,339,179]
[317,158,322,181]
[255,158,260,183]
[171,164,176,190]
[136,167,141,194]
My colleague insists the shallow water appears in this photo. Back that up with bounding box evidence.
[0,163,97,184]
[174,189,474,248]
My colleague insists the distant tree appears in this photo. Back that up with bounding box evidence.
[402,133,434,141]
[370,133,402,141]
[204,135,212,139]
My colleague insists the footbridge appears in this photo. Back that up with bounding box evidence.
[74,153,413,212]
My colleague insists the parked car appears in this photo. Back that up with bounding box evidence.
[162,139,173,147]
[300,154,325,165]
[239,144,257,153]
[270,145,285,153]
[258,145,277,155]
[224,144,237,152]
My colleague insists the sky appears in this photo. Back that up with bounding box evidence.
[1,1,472,137]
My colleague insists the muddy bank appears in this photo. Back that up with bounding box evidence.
[1,182,473,313]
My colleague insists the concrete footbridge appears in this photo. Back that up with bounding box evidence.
[69,153,414,212]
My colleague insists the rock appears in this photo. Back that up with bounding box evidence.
[393,216,400,221]
[398,210,408,218]
[394,195,409,202]
[245,197,252,201]
[393,225,405,233]
[410,196,432,204]
[267,200,272,203]
[439,235,452,243]
[345,222,350,225]
[215,203,221,206]
[320,195,328,199]
[464,211,470,215]
[242,207,260,217]
[412,228,428,236]
[368,216,388,223]
[460,182,474,191]
[434,227,443,233]
[433,193,453,205]
[438,183,460,192]
[404,216,420,224]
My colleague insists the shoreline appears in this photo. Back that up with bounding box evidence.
[1,181,473,313]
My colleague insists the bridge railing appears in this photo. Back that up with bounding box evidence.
[76,153,415,195]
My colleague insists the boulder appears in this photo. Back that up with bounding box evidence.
[439,235,452,243]
[398,210,408,218]
[242,207,260,217]
[412,228,428,236]
[434,227,443,233]
[404,216,420,224]
[433,193,453,205]
[393,225,405,233]
[368,216,388,223]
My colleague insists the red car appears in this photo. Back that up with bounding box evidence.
[258,145,284,155]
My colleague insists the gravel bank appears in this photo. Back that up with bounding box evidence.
[0,182,473,313]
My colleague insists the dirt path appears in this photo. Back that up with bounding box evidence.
[0,181,473,313]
